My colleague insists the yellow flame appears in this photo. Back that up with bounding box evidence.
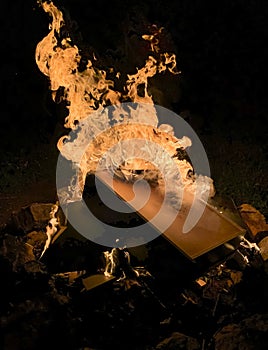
[36,1,119,130]
[35,1,214,204]
[40,203,59,259]
[35,2,179,129]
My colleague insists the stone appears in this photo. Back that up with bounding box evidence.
[258,236,268,261]
[239,204,268,237]
[214,313,268,350]
[156,332,200,350]
[6,203,65,234]
[0,234,36,272]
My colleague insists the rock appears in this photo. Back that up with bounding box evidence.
[1,296,74,350]
[25,230,47,244]
[0,234,36,272]
[214,313,268,349]
[6,203,65,234]
[25,230,47,259]
[156,332,200,350]
[54,270,86,285]
[257,236,268,261]
[22,260,47,276]
[239,204,268,237]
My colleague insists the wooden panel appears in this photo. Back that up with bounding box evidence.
[96,171,245,260]
[82,274,115,291]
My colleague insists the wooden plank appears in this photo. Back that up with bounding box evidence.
[95,171,246,260]
[82,274,116,291]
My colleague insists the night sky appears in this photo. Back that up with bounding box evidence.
[1,0,267,216]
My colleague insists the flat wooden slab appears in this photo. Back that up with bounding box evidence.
[82,274,116,291]
[96,171,245,260]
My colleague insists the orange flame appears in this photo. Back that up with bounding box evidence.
[35,1,214,204]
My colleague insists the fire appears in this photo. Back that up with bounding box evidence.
[35,2,177,129]
[40,202,59,258]
[35,1,214,218]
[104,247,139,280]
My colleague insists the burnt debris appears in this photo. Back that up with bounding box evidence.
[1,200,268,349]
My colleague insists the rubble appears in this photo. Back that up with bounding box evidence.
[258,236,268,261]
[55,270,87,285]
[213,313,268,350]
[0,234,36,272]
[4,202,65,235]
[239,203,268,237]
[82,274,115,291]
[1,200,268,349]
[25,230,47,258]
[155,332,200,350]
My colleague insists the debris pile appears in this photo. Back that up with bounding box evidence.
[1,201,268,349]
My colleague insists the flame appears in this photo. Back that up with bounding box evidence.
[36,1,118,130]
[104,247,139,280]
[40,202,59,259]
[35,1,214,211]
[35,2,177,129]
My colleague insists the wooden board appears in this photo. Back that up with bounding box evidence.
[82,274,115,291]
[96,171,246,260]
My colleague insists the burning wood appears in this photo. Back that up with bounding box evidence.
[35,1,219,252]
[35,2,211,189]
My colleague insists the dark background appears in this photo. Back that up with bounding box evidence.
[1,0,267,219]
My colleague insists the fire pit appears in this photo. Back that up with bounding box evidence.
[1,1,268,349]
